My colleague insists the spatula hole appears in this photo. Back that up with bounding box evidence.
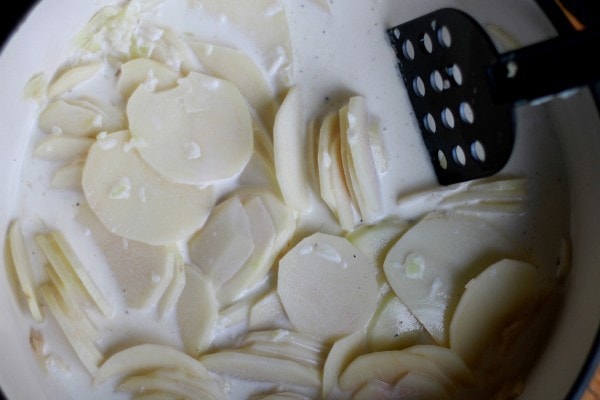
[402,39,415,60]
[437,26,452,48]
[471,140,486,162]
[423,113,437,133]
[448,64,463,86]
[419,32,433,54]
[430,70,444,92]
[437,150,448,170]
[441,108,455,129]
[452,145,467,166]
[413,76,426,97]
[459,102,475,124]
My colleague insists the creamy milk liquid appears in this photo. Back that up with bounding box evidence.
[7,0,569,399]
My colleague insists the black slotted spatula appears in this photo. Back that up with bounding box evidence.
[387,8,600,185]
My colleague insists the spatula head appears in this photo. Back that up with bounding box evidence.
[387,8,515,185]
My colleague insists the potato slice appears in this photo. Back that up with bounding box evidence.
[239,329,325,367]
[77,205,175,309]
[449,259,543,366]
[38,100,103,137]
[383,212,515,344]
[322,328,367,398]
[177,265,218,356]
[367,291,428,352]
[47,62,102,98]
[405,345,473,385]
[338,350,452,393]
[119,368,226,400]
[117,58,180,99]
[73,98,127,134]
[188,196,254,288]
[249,289,292,331]
[392,371,453,400]
[189,40,277,129]
[158,254,186,318]
[238,150,279,192]
[33,135,94,162]
[149,26,202,74]
[345,96,383,221]
[241,330,326,354]
[35,231,113,317]
[127,71,253,185]
[257,392,311,400]
[273,87,311,213]
[329,136,360,231]
[216,191,292,306]
[352,380,393,400]
[95,344,211,385]
[51,158,84,190]
[40,284,103,375]
[278,233,378,340]
[7,221,44,322]
[82,130,214,245]
[317,111,339,211]
[200,351,320,387]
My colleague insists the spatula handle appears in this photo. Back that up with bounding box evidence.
[486,29,600,105]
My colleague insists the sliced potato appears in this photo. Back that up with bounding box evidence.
[345,96,383,221]
[383,212,515,344]
[242,341,321,367]
[200,351,320,387]
[127,71,253,185]
[238,150,279,192]
[241,330,326,354]
[40,284,103,375]
[367,291,428,352]
[35,231,113,317]
[188,196,254,288]
[317,111,339,211]
[82,130,214,245]
[273,87,311,213]
[404,345,473,385]
[352,380,393,400]
[38,100,103,137]
[157,254,186,318]
[7,221,44,322]
[249,289,291,331]
[51,157,84,190]
[392,371,453,400]
[47,62,103,98]
[73,98,127,134]
[33,135,94,162]
[117,58,180,99]
[177,264,218,356]
[322,328,367,398]
[189,40,277,129]
[449,259,543,366]
[338,350,452,393]
[278,233,378,340]
[149,26,202,74]
[256,392,311,400]
[77,205,175,309]
[328,136,360,231]
[95,344,211,386]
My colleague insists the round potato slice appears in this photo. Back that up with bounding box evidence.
[127,71,253,185]
[278,233,378,341]
[82,130,214,245]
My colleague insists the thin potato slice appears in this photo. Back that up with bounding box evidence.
[278,233,378,340]
[238,150,279,193]
[189,40,277,129]
[40,284,103,375]
[95,344,212,386]
[149,26,202,74]
[188,196,254,288]
[392,371,453,400]
[117,58,180,99]
[127,71,253,185]
[35,232,113,317]
[177,265,218,356]
[47,62,103,98]
[383,212,515,345]
[77,205,176,309]
[449,259,543,366]
[82,130,214,245]
[7,221,44,322]
[322,328,367,398]
[273,87,311,213]
[257,393,311,400]
[200,351,320,387]
[118,369,225,400]
[248,289,292,331]
[242,341,321,367]
[157,254,186,318]
[51,158,84,190]
[317,112,339,211]
[329,136,360,231]
[38,100,103,137]
[33,135,94,162]
[241,330,326,354]
[352,380,393,400]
